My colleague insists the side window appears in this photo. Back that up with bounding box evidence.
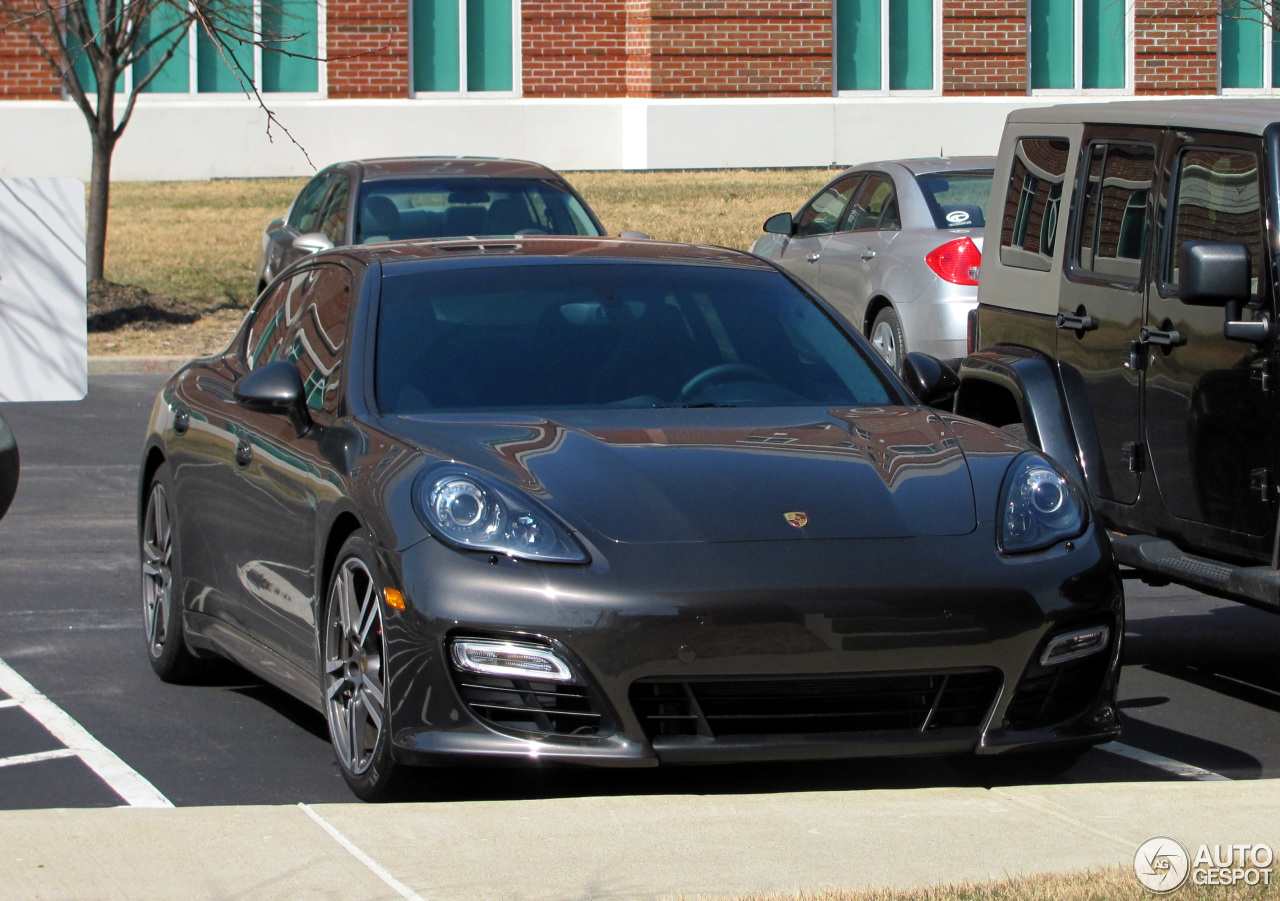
[289,173,333,234]
[794,175,863,237]
[280,265,353,414]
[244,271,311,369]
[843,174,899,231]
[317,177,351,246]
[999,137,1071,271]
[1166,147,1264,296]
[1074,142,1155,285]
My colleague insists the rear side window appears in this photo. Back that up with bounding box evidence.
[1074,142,1155,285]
[999,137,1071,271]
[1166,147,1264,296]
[915,171,993,229]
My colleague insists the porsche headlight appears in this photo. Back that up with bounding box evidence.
[998,453,1087,554]
[416,465,588,563]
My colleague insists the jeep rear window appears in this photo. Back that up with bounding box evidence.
[1075,142,1155,285]
[999,138,1071,272]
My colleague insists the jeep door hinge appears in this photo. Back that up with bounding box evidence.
[1122,441,1145,473]
[1251,468,1270,503]
[1126,340,1147,372]
[1251,358,1272,393]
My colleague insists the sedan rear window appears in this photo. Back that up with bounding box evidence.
[375,262,895,412]
[355,178,601,244]
[915,171,994,230]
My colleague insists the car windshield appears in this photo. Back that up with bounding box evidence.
[375,261,896,412]
[355,178,601,243]
[914,171,993,230]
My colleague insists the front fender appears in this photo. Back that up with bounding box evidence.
[954,347,1085,488]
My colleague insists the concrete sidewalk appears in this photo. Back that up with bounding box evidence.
[2,780,1277,900]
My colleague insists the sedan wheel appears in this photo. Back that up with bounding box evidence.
[323,535,398,800]
[870,307,906,374]
[140,467,202,681]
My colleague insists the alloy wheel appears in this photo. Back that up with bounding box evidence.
[141,482,174,658]
[323,557,386,776]
[870,319,899,371]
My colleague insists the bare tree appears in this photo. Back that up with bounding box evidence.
[0,0,315,283]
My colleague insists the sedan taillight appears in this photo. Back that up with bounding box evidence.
[925,237,982,286]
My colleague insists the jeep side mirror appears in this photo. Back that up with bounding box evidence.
[235,360,313,437]
[1179,241,1271,343]
[763,212,795,236]
[901,352,959,409]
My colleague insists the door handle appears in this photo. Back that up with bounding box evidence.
[1138,326,1188,347]
[235,438,253,468]
[860,250,876,261]
[1055,311,1098,332]
[806,252,820,263]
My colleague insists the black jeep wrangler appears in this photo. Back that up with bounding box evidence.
[949,99,1280,611]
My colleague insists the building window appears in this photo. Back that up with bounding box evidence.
[70,0,320,95]
[1029,0,1130,92]
[1222,1,1280,90]
[412,0,518,94]
[835,0,938,93]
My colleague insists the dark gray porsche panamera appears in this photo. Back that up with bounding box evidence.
[139,236,1122,800]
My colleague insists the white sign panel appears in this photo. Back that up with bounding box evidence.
[0,178,88,402]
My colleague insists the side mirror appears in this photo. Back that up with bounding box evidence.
[235,360,313,437]
[0,411,18,522]
[292,232,335,256]
[619,230,651,240]
[1179,241,1271,343]
[763,212,795,236]
[901,352,959,409]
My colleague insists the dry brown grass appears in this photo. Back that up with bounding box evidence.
[675,864,1280,901]
[96,169,835,357]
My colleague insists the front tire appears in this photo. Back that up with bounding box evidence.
[140,465,204,682]
[869,307,906,374]
[322,534,399,801]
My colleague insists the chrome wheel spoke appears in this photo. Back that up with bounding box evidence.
[141,483,173,655]
[324,554,388,777]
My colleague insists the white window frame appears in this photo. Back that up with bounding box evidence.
[833,0,942,97]
[1221,4,1280,94]
[63,0,326,101]
[1028,0,1135,96]
[409,0,521,98]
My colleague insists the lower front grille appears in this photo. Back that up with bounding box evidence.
[452,674,613,738]
[630,669,1002,740]
[1005,653,1110,731]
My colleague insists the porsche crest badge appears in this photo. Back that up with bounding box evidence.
[784,511,808,528]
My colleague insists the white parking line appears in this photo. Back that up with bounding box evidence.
[0,657,173,807]
[0,748,78,769]
[299,803,427,901]
[1098,741,1231,781]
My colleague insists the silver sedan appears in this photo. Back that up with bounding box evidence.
[752,157,994,372]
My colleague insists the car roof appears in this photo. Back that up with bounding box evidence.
[1006,99,1280,136]
[349,157,566,182]
[835,157,996,178]
[329,236,776,271]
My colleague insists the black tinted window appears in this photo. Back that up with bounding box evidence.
[281,265,352,414]
[794,175,862,237]
[375,262,893,412]
[355,179,601,244]
[1075,142,1154,284]
[289,173,333,233]
[1167,148,1264,295]
[1000,138,1071,271]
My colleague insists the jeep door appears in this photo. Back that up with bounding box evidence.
[1056,130,1158,507]
[1144,132,1275,559]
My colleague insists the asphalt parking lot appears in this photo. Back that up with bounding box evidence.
[0,374,1278,811]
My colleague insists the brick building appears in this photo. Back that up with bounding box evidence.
[0,0,1274,178]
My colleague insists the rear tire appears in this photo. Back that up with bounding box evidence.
[321,533,401,802]
[140,465,204,682]
[869,307,906,374]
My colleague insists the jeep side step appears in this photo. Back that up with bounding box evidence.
[1109,533,1280,610]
